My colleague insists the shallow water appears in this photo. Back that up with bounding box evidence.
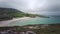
[7,16,60,26]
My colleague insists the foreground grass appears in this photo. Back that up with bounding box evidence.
[0,24,60,34]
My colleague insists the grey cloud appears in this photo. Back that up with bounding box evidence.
[0,0,60,15]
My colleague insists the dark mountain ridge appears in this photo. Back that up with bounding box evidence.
[0,8,24,20]
[0,8,49,21]
[0,8,23,14]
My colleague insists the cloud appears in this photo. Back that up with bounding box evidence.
[0,0,48,10]
[0,0,60,15]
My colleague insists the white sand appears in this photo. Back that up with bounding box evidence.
[0,17,31,26]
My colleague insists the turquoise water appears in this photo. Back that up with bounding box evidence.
[7,17,60,26]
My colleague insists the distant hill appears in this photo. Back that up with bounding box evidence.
[0,8,49,21]
[51,15,60,18]
[0,8,23,15]
[0,8,25,21]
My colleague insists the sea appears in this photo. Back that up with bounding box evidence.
[7,16,60,26]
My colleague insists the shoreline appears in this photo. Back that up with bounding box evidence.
[0,17,31,26]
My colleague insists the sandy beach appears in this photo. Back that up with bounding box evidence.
[0,17,31,26]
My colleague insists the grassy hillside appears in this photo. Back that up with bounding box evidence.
[0,8,48,21]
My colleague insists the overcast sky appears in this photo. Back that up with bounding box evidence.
[0,0,60,15]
